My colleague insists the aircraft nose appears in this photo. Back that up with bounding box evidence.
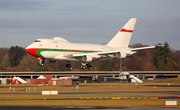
[25,46,30,54]
[25,46,41,57]
[25,46,28,50]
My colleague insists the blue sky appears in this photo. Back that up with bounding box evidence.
[0,0,180,50]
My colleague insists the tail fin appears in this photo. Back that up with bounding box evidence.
[107,18,137,48]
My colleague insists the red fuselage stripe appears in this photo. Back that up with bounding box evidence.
[25,48,101,58]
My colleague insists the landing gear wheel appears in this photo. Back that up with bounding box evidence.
[40,63,44,67]
[39,58,44,67]
[87,65,92,69]
[66,63,72,70]
[78,63,92,69]
[86,63,92,69]
[79,65,86,69]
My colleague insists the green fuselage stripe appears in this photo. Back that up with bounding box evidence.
[36,49,95,58]
[124,31,133,33]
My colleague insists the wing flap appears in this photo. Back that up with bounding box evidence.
[97,51,120,55]
[63,53,92,58]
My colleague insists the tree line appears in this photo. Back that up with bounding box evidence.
[0,42,179,72]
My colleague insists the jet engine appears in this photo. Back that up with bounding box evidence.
[119,52,127,58]
[82,55,93,62]
[114,52,127,58]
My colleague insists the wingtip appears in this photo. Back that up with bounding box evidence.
[155,45,164,48]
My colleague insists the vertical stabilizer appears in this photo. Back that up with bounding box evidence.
[107,18,137,48]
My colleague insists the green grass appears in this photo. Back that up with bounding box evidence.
[0,78,180,107]
[0,99,179,107]
[1,83,180,93]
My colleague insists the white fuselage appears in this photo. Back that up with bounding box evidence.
[26,38,130,62]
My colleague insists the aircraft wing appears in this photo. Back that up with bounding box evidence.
[62,45,163,58]
[62,50,126,60]
[131,45,163,51]
[63,51,121,57]
[97,51,120,55]
[79,75,123,80]
[62,45,161,59]
[63,53,86,57]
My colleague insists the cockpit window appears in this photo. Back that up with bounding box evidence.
[35,40,41,42]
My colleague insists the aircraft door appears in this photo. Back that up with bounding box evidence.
[48,42,58,58]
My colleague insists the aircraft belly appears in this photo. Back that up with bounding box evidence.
[96,57,110,62]
[54,53,79,61]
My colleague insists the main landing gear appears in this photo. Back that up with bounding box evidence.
[66,62,92,70]
[66,62,72,70]
[78,62,92,69]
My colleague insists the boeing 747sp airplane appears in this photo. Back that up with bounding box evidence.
[25,18,161,69]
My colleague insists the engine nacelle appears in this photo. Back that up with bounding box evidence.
[120,52,127,58]
[116,52,127,58]
[82,55,93,62]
